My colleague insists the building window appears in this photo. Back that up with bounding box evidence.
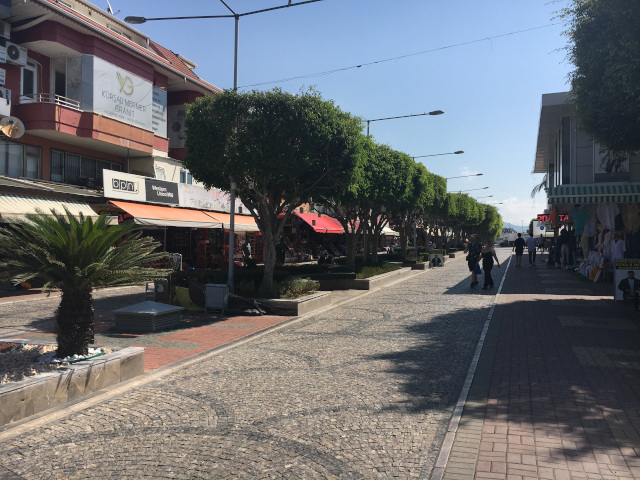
[154,166,166,180]
[20,61,38,102]
[50,149,122,188]
[179,169,192,185]
[0,141,41,179]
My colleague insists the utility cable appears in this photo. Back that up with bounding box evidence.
[239,23,560,89]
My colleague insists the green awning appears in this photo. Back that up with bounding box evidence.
[548,183,640,205]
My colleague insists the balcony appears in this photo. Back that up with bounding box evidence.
[14,95,156,157]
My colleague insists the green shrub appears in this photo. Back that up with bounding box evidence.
[355,263,401,279]
[275,278,320,299]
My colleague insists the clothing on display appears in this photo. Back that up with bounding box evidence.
[596,203,620,231]
[569,205,591,235]
[621,203,640,234]
[582,206,598,237]
[610,237,626,263]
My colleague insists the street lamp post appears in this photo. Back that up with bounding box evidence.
[126,0,321,293]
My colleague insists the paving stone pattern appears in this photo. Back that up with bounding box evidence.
[442,257,640,480]
[0,255,506,479]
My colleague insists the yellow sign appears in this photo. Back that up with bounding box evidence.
[615,259,640,270]
[116,72,134,95]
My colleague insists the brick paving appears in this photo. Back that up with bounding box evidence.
[1,251,638,479]
[439,254,640,480]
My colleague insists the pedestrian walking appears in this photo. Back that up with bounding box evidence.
[481,240,500,290]
[512,233,525,267]
[464,234,482,287]
[558,227,569,268]
[525,232,538,266]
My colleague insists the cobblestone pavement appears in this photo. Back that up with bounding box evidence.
[0,252,510,479]
[0,287,148,338]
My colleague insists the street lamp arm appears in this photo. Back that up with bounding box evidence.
[367,111,443,123]
[445,173,483,180]
[413,151,463,159]
[125,1,323,24]
[125,14,234,23]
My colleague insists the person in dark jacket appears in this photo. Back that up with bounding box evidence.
[512,233,525,267]
[464,234,482,287]
[481,240,500,290]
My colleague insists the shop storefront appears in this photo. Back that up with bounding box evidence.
[103,170,259,270]
[280,209,345,262]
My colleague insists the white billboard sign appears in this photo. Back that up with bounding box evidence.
[179,184,246,213]
[92,57,153,130]
[103,170,147,202]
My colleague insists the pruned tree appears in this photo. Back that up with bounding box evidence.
[184,88,365,293]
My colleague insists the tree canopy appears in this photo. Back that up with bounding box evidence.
[184,87,365,291]
[562,0,640,152]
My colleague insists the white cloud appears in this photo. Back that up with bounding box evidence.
[494,194,547,227]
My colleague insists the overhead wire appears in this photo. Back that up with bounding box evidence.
[239,23,560,89]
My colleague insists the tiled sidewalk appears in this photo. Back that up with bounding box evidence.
[10,313,297,371]
[439,255,640,480]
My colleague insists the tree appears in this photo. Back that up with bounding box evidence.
[0,209,168,358]
[361,143,413,263]
[562,0,640,152]
[476,204,503,241]
[184,88,364,293]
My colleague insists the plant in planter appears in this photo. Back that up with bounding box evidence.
[0,209,170,358]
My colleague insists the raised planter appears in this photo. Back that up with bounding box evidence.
[258,291,332,316]
[315,267,414,291]
[411,262,428,270]
[0,343,145,427]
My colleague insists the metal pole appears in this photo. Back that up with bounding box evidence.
[227,15,239,294]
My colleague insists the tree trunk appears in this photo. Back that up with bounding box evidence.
[261,219,277,295]
[56,288,94,358]
[400,225,408,258]
[371,230,381,263]
[346,232,357,272]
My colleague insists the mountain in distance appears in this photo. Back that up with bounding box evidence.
[502,222,527,233]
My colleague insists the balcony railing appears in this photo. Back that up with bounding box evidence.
[19,93,81,110]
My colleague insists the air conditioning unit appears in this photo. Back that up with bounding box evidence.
[0,38,27,66]
[0,20,9,40]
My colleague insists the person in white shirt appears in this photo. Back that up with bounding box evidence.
[610,232,626,264]
[525,232,538,266]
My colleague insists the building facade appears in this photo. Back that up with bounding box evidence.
[534,92,640,277]
[0,0,261,269]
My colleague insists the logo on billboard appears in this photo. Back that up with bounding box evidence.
[116,72,134,96]
[112,178,139,193]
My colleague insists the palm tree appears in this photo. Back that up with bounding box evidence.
[0,208,170,358]
[531,173,548,198]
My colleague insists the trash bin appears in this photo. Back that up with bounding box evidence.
[154,278,170,304]
[205,284,229,314]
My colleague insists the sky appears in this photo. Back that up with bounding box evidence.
[114,0,573,231]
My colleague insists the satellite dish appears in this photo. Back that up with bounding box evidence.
[0,116,25,139]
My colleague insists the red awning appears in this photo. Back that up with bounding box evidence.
[293,211,344,234]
